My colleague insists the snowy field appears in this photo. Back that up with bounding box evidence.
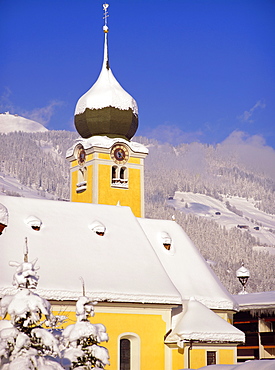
[168,192,275,252]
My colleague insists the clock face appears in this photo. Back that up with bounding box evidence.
[110,144,129,165]
[78,148,86,165]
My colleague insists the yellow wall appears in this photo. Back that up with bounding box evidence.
[52,306,167,370]
[98,164,141,217]
[190,348,205,368]
[69,151,143,217]
[188,346,235,369]
[219,349,234,364]
[171,345,184,369]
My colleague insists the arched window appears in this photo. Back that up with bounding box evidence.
[111,166,128,188]
[76,167,87,193]
[120,167,126,179]
[118,333,140,370]
[112,165,118,184]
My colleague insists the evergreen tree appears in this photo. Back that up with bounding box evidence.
[0,242,110,369]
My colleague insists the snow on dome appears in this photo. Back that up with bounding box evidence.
[75,60,138,116]
[166,298,245,344]
[75,34,138,117]
[0,203,8,226]
[74,29,138,140]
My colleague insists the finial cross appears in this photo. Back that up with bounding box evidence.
[103,3,109,32]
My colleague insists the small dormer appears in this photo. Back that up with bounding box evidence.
[25,216,42,231]
[161,232,172,251]
[89,220,106,236]
[0,203,8,235]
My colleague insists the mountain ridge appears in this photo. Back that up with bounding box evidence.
[0,112,48,134]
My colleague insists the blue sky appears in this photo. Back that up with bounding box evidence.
[1,0,274,148]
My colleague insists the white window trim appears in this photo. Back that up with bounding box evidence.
[118,332,140,370]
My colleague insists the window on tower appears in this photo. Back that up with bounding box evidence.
[76,167,87,193]
[111,166,128,188]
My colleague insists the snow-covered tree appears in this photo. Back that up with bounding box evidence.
[0,248,63,369]
[0,247,110,370]
[61,286,109,369]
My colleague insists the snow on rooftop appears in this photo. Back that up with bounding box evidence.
[0,203,8,225]
[233,291,275,311]
[75,33,138,116]
[138,217,238,311]
[0,112,48,134]
[0,195,181,305]
[166,298,245,344]
[66,135,148,158]
[197,360,275,370]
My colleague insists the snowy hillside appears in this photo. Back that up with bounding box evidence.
[168,192,275,252]
[0,112,48,133]
[0,172,56,200]
[0,132,274,294]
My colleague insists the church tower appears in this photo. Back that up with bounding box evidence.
[66,4,148,217]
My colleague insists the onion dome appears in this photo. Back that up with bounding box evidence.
[74,4,138,141]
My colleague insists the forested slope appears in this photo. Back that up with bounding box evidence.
[0,131,274,294]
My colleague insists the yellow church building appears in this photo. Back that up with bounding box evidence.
[0,4,245,369]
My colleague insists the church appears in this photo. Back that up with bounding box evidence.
[0,4,245,369]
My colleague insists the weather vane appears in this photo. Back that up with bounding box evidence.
[103,3,109,33]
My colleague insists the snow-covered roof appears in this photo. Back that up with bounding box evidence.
[166,298,245,344]
[138,218,238,311]
[0,195,181,304]
[66,136,148,159]
[233,291,275,311]
[0,112,48,134]
[197,360,275,370]
[74,33,138,116]
[0,203,8,226]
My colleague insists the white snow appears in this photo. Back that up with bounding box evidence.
[138,217,238,310]
[1,289,52,326]
[0,112,48,133]
[168,191,275,248]
[75,33,138,116]
[66,135,148,159]
[0,195,181,305]
[196,360,275,369]
[76,296,95,322]
[166,297,245,344]
[0,171,59,200]
[236,264,250,278]
[0,203,8,225]
[233,291,275,311]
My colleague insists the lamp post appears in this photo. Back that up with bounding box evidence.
[236,262,250,294]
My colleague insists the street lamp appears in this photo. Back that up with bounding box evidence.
[236,262,250,294]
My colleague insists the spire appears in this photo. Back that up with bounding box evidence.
[103,3,110,70]
[74,3,139,141]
